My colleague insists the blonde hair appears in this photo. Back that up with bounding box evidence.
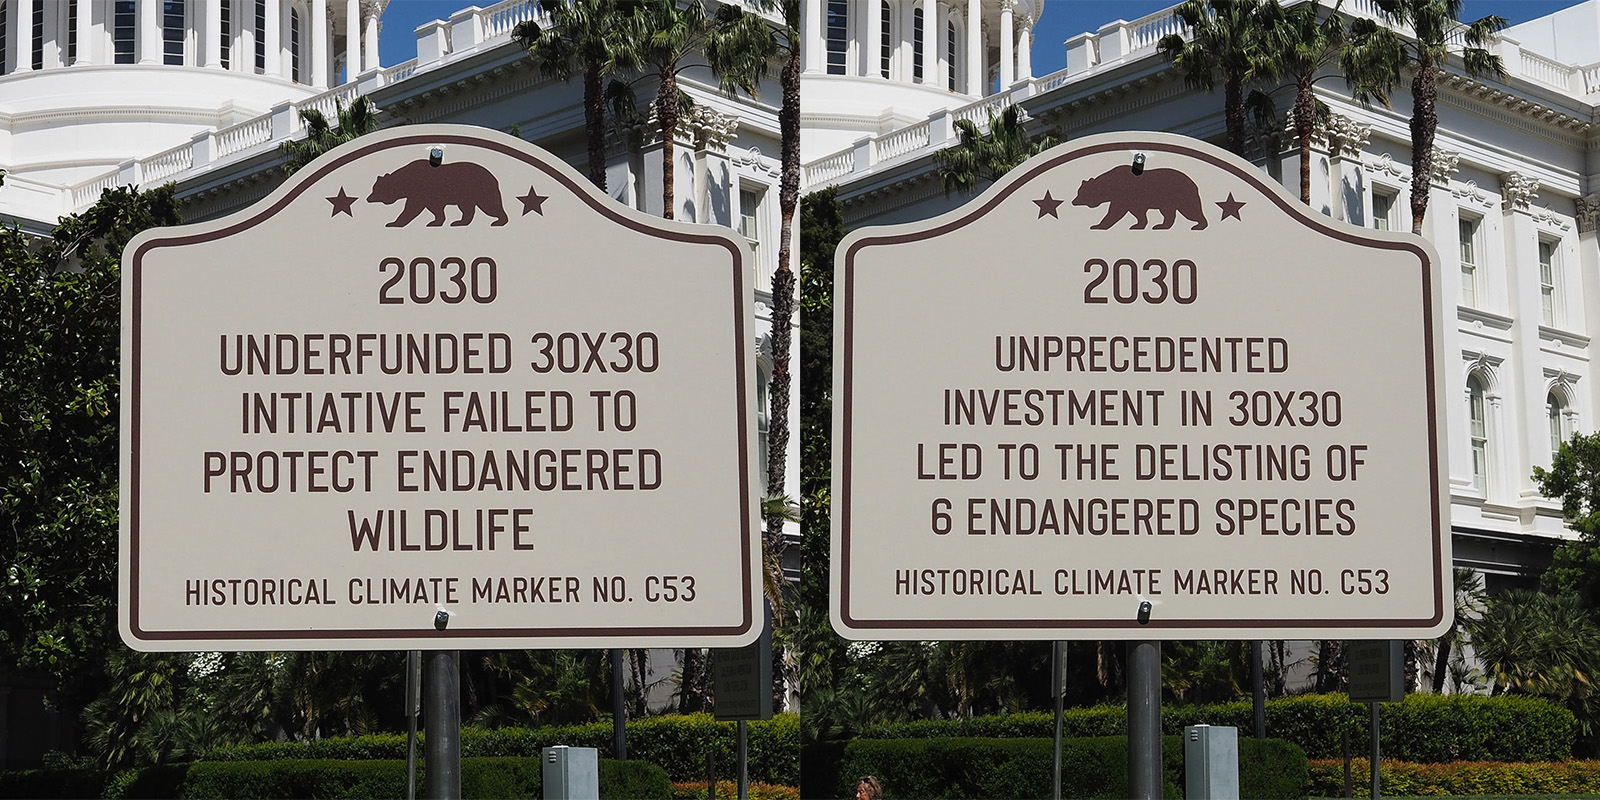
[856,775,883,800]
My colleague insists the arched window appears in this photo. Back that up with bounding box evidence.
[113,0,135,63]
[911,5,923,82]
[290,3,302,82]
[946,19,956,90]
[1548,388,1576,459]
[879,0,891,78]
[162,0,185,65]
[824,0,846,75]
[1468,374,1489,495]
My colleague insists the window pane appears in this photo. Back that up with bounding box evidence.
[1550,395,1563,457]
[164,0,185,65]
[912,7,923,82]
[825,0,846,75]
[114,0,135,63]
[1540,240,1557,326]
[879,1,890,78]
[1372,192,1392,230]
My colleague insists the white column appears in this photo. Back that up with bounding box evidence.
[361,0,377,71]
[964,0,979,94]
[802,0,822,72]
[138,0,159,63]
[13,0,31,71]
[74,0,91,63]
[311,0,327,86]
[898,0,913,82]
[1016,13,1031,80]
[934,1,949,88]
[864,0,880,77]
[204,0,222,66]
[998,0,1013,88]
[345,0,360,73]
[262,0,280,74]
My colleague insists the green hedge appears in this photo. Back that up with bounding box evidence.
[203,713,799,786]
[827,736,1304,800]
[1308,758,1600,797]
[857,694,1575,762]
[0,757,670,799]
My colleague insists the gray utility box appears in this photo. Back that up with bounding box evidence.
[1184,724,1239,800]
[543,745,599,800]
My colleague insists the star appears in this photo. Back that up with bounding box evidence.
[326,188,357,217]
[518,186,548,216]
[1033,190,1063,218]
[1217,193,1246,221]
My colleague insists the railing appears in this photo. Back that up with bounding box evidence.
[874,119,931,163]
[298,82,365,123]
[951,95,1011,128]
[1583,63,1600,95]
[803,151,854,187]
[481,0,544,40]
[1125,7,1185,52]
[71,172,119,209]
[141,142,195,183]
[383,59,418,83]
[213,115,275,159]
[1520,49,1575,91]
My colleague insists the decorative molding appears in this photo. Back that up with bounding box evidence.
[1499,171,1540,211]
[688,105,740,152]
[1312,112,1370,157]
[732,146,779,177]
[1439,73,1594,135]
[1364,152,1409,183]
[1452,179,1490,208]
[1463,348,1505,386]
[1578,194,1600,233]
[1430,149,1460,187]
[1532,204,1571,231]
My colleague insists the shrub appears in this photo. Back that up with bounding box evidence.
[835,736,1303,800]
[669,779,801,799]
[202,713,798,785]
[1307,758,1600,797]
[856,694,1574,763]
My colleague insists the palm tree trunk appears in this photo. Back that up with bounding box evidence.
[1431,638,1451,693]
[1224,74,1246,155]
[1409,60,1437,235]
[582,61,608,191]
[766,29,802,715]
[1295,74,1315,204]
[657,66,679,220]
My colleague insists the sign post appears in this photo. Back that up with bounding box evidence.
[832,132,1449,796]
[121,126,762,796]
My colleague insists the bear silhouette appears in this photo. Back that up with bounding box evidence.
[1072,165,1208,230]
[367,159,509,227]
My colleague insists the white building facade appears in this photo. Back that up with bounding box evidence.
[802,0,1600,602]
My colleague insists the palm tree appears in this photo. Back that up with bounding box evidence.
[622,0,776,220]
[1159,0,1284,155]
[278,97,379,174]
[1468,589,1600,701]
[1266,0,1346,203]
[936,104,1060,194]
[515,0,636,190]
[1342,0,1505,234]
[1429,566,1487,693]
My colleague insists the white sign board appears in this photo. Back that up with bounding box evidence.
[832,132,1450,640]
[121,125,760,651]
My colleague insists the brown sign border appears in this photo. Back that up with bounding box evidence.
[836,137,1445,635]
[125,131,756,644]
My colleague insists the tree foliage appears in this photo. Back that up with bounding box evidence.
[1342,0,1505,233]
[1263,0,1346,203]
[278,97,380,175]
[936,105,1059,195]
[515,0,638,189]
[0,185,180,722]
[1159,0,1284,155]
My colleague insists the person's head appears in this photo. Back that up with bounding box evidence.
[855,775,882,800]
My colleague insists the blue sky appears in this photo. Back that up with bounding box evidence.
[376,0,1585,76]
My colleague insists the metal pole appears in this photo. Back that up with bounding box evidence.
[706,750,715,800]
[1053,642,1064,800]
[1369,702,1381,800]
[424,650,461,800]
[737,720,749,800]
[406,650,421,800]
[1127,641,1162,800]
[1251,640,1266,738]
[612,648,627,760]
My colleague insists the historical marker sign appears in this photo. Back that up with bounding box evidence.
[832,132,1450,640]
[121,125,760,651]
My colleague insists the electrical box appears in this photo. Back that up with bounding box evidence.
[543,745,599,800]
[1184,724,1239,800]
